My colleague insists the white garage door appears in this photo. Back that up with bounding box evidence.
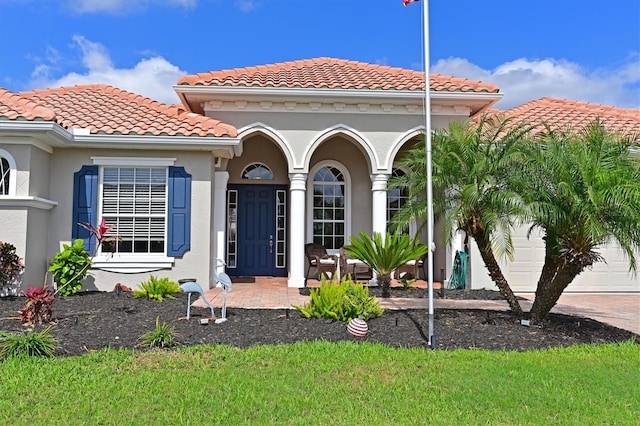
[503,226,640,293]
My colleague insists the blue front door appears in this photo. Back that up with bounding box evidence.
[230,184,287,277]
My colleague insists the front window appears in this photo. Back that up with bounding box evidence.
[312,166,345,249]
[242,163,274,180]
[100,167,167,254]
[0,157,9,195]
[387,168,409,234]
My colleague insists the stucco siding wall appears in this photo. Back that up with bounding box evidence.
[27,146,52,199]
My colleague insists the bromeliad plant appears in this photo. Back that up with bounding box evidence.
[18,285,55,325]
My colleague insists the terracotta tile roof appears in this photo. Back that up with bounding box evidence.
[0,87,56,122]
[496,97,640,135]
[18,84,237,137]
[178,57,500,94]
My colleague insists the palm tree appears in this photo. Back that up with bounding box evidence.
[389,116,532,315]
[518,120,640,323]
[344,232,427,298]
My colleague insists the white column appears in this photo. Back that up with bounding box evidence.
[370,173,389,286]
[288,173,307,288]
[371,174,389,236]
[213,171,229,288]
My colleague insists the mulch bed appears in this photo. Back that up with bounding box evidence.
[1,290,637,358]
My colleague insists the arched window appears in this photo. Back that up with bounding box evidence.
[242,163,273,180]
[387,168,409,234]
[0,149,17,196]
[310,164,348,250]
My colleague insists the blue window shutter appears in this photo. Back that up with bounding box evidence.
[167,166,191,256]
[72,165,98,253]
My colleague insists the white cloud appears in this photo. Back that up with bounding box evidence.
[66,0,197,14]
[29,36,184,104]
[235,0,257,13]
[431,55,640,110]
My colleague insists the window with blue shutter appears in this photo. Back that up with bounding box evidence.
[167,166,191,256]
[71,164,191,258]
[72,165,98,253]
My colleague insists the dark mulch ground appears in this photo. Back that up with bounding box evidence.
[1,290,637,358]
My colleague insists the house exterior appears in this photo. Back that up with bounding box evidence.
[1,58,638,293]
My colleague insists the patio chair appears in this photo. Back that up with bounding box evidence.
[305,243,338,281]
[339,247,373,281]
[394,254,427,280]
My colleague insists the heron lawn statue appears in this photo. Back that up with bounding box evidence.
[178,259,232,323]
[179,280,215,321]
[213,259,233,323]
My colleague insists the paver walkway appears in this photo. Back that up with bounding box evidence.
[193,278,640,335]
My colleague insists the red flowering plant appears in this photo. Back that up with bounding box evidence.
[19,218,119,326]
[18,285,55,325]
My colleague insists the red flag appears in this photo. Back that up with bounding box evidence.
[402,0,419,6]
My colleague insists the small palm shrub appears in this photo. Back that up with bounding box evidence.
[294,277,384,321]
[138,317,180,349]
[0,327,57,361]
[19,286,55,325]
[133,276,181,301]
[48,239,91,296]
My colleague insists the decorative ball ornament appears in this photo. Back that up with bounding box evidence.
[347,318,369,339]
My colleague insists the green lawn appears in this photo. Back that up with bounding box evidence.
[1,341,638,425]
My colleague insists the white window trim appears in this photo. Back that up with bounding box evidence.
[306,160,351,254]
[92,160,175,272]
[93,254,174,273]
[0,148,18,196]
[91,156,176,166]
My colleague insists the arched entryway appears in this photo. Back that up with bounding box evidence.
[224,135,289,277]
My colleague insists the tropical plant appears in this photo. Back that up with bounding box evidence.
[48,239,91,296]
[18,285,55,325]
[47,218,119,297]
[293,277,384,321]
[0,327,57,360]
[0,241,23,295]
[389,116,532,314]
[344,231,427,298]
[138,317,180,349]
[133,275,181,301]
[517,120,640,323]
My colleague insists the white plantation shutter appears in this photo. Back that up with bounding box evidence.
[102,167,167,254]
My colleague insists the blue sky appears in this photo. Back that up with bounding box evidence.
[1,0,638,109]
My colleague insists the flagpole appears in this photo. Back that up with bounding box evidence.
[422,0,436,348]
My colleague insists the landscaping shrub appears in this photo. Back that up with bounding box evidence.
[133,276,181,301]
[48,239,91,296]
[138,317,180,349]
[0,327,56,361]
[18,286,55,326]
[0,241,24,295]
[294,277,384,321]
